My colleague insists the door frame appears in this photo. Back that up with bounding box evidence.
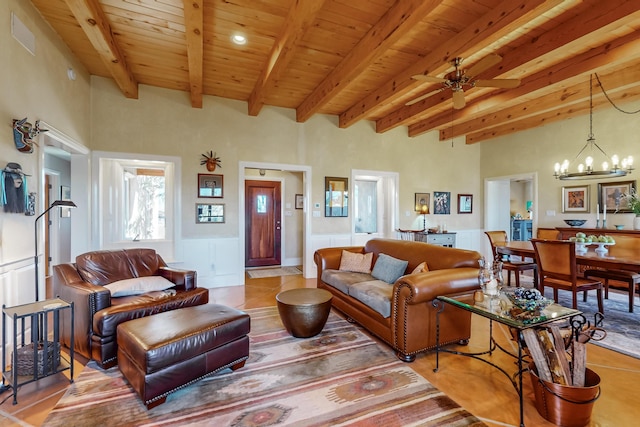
[36,122,90,299]
[351,169,399,246]
[238,161,311,283]
[484,171,538,254]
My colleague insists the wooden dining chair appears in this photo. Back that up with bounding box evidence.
[582,235,640,313]
[536,228,560,240]
[531,239,604,313]
[484,231,537,288]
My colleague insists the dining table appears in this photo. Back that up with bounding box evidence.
[495,240,640,273]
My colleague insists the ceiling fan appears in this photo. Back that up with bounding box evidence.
[408,54,520,108]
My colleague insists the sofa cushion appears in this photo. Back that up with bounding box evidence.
[76,249,163,286]
[104,276,175,297]
[411,261,430,274]
[371,253,408,284]
[321,269,374,294]
[348,280,393,318]
[339,250,373,274]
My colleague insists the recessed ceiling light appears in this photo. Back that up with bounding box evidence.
[231,34,247,45]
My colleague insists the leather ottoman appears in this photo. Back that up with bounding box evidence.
[117,304,250,409]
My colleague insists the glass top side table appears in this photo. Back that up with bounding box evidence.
[434,291,582,427]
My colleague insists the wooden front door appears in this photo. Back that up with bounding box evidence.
[245,180,282,267]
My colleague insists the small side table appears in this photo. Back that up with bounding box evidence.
[1,298,74,404]
[276,288,332,337]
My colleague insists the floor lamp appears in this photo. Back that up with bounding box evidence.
[34,200,77,302]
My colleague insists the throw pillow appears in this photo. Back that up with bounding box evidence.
[371,253,409,284]
[411,261,430,274]
[339,250,373,273]
[104,276,175,297]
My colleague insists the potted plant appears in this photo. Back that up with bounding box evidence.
[622,187,640,229]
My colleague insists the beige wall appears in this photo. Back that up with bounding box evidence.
[11,0,639,265]
[90,77,483,240]
[481,104,640,230]
[0,0,90,265]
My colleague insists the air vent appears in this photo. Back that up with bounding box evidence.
[11,12,36,56]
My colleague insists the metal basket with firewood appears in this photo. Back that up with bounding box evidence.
[521,312,605,387]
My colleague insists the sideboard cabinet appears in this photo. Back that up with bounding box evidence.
[556,227,640,240]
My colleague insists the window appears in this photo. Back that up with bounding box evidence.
[123,168,165,240]
[95,154,178,253]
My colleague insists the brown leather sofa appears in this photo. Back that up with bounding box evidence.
[314,238,482,362]
[53,248,209,369]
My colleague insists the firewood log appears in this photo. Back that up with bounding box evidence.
[572,341,587,387]
[550,325,573,386]
[536,328,569,385]
[522,329,552,382]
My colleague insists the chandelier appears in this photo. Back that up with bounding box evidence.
[553,74,633,180]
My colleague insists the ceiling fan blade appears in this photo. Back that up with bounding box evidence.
[411,75,448,83]
[452,90,466,109]
[474,78,521,88]
[405,88,444,106]
[465,54,502,79]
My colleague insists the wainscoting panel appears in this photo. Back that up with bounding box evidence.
[0,259,36,356]
[174,238,242,288]
[306,234,353,279]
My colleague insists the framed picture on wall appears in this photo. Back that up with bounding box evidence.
[562,185,589,213]
[198,174,223,198]
[325,176,348,217]
[196,203,225,223]
[598,180,636,213]
[295,194,304,209]
[414,193,430,213]
[60,185,71,217]
[433,191,450,215]
[457,194,473,214]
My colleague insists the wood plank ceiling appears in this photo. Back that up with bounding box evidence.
[31,0,640,144]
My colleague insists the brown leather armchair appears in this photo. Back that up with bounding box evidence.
[53,248,209,369]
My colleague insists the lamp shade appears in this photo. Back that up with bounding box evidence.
[50,200,77,208]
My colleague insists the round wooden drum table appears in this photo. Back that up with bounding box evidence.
[276,288,333,338]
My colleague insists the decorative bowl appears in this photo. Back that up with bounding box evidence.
[614,224,624,230]
[507,294,552,311]
[505,288,552,311]
[564,219,587,227]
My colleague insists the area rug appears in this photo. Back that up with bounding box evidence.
[247,266,302,279]
[548,289,640,360]
[515,275,640,359]
[44,307,485,426]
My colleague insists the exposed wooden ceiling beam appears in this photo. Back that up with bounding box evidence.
[379,0,640,134]
[408,31,640,138]
[295,0,444,123]
[440,63,640,141]
[465,84,640,144]
[248,0,326,117]
[338,0,558,128]
[183,0,204,108]
[64,0,138,99]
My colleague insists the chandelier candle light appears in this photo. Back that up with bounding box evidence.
[554,74,633,180]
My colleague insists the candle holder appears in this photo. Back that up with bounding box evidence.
[602,219,607,229]
[596,219,600,229]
